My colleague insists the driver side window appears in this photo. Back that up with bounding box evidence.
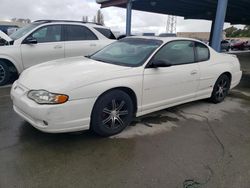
[153,40,195,65]
[30,25,62,43]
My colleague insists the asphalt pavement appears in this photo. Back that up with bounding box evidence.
[0,52,250,188]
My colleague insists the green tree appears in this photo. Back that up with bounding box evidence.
[225,25,250,37]
[242,25,250,37]
[224,26,238,37]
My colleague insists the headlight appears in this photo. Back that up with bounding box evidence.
[27,90,68,104]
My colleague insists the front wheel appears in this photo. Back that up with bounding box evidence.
[91,90,134,136]
[210,74,231,103]
[0,61,11,86]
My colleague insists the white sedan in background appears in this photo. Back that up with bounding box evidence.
[11,37,242,136]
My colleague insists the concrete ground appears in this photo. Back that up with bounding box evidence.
[0,53,250,188]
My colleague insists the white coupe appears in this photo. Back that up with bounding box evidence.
[11,37,242,136]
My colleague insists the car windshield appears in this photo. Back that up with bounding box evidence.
[90,38,163,67]
[10,23,39,40]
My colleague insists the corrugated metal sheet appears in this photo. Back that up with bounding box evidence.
[96,0,250,24]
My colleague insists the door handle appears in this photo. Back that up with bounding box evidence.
[190,70,198,75]
[54,45,63,49]
[90,43,97,47]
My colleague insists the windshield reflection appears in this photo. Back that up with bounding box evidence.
[90,38,163,67]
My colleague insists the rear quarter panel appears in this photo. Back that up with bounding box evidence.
[197,49,241,97]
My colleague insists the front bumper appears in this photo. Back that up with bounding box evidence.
[11,82,96,133]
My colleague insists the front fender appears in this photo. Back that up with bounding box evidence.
[68,75,144,111]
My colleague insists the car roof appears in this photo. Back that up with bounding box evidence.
[127,36,206,44]
[34,20,110,29]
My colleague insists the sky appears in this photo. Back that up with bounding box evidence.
[0,0,244,35]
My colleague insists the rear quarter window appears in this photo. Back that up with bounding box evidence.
[65,25,98,41]
[94,27,116,39]
[195,42,210,62]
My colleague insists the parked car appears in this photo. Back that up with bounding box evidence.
[0,30,10,46]
[159,33,177,37]
[117,34,129,40]
[231,39,246,51]
[245,41,250,50]
[0,20,116,85]
[142,33,155,36]
[7,27,19,35]
[11,37,242,136]
[221,40,230,51]
[0,24,19,35]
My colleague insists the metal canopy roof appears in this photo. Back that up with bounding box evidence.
[97,0,250,25]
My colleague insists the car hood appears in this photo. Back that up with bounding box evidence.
[0,30,12,42]
[18,56,132,92]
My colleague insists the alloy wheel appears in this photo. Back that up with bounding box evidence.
[215,78,228,100]
[0,64,6,83]
[102,99,129,129]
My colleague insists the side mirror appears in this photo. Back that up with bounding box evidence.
[150,60,172,68]
[23,37,37,44]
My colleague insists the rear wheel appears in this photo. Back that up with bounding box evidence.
[0,61,11,86]
[91,90,134,136]
[210,74,230,103]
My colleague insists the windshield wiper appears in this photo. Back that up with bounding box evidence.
[94,58,110,63]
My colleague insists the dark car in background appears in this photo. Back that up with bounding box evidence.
[159,33,177,37]
[0,25,19,35]
[231,39,247,51]
[245,41,250,50]
[221,40,230,51]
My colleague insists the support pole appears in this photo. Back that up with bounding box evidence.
[209,18,215,46]
[211,0,228,52]
[126,0,132,36]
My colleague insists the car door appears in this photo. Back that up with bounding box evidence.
[64,25,100,57]
[194,42,216,97]
[21,25,64,69]
[142,40,200,112]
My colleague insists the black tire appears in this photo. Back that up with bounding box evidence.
[0,61,11,86]
[210,74,231,104]
[91,90,134,136]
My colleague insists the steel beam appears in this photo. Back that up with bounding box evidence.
[126,0,132,36]
[211,0,228,52]
[209,17,215,46]
[100,0,127,8]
